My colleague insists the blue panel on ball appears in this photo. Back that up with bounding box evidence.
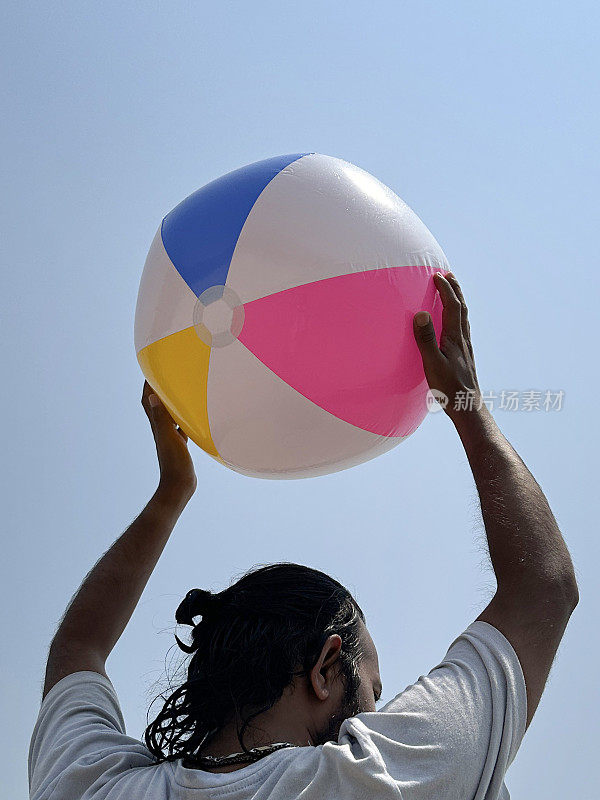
[161,153,312,297]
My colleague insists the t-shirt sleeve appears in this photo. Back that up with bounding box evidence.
[28,671,155,800]
[338,620,528,800]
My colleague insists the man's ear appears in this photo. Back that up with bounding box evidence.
[309,634,343,701]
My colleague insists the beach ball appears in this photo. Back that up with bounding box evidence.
[134,153,449,479]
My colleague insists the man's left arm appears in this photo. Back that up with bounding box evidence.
[43,382,197,700]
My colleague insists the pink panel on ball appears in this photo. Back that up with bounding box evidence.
[237,265,446,437]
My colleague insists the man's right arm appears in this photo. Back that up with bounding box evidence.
[413,272,579,731]
[453,403,578,595]
[454,403,578,731]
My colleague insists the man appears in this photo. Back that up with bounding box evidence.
[29,272,578,799]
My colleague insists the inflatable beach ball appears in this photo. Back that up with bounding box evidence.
[134,153,449,479]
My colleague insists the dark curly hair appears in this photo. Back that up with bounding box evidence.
[144,563,366,765]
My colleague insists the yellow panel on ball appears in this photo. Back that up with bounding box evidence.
[137,327,222,462]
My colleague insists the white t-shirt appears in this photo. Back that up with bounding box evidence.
[28,620,527,800]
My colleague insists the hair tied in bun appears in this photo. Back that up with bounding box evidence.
[174,589,223,653]
[176,588,222,625]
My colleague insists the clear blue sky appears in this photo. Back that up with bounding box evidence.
[3,2,598,797]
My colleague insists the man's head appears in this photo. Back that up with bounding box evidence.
[145,563,381,762]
